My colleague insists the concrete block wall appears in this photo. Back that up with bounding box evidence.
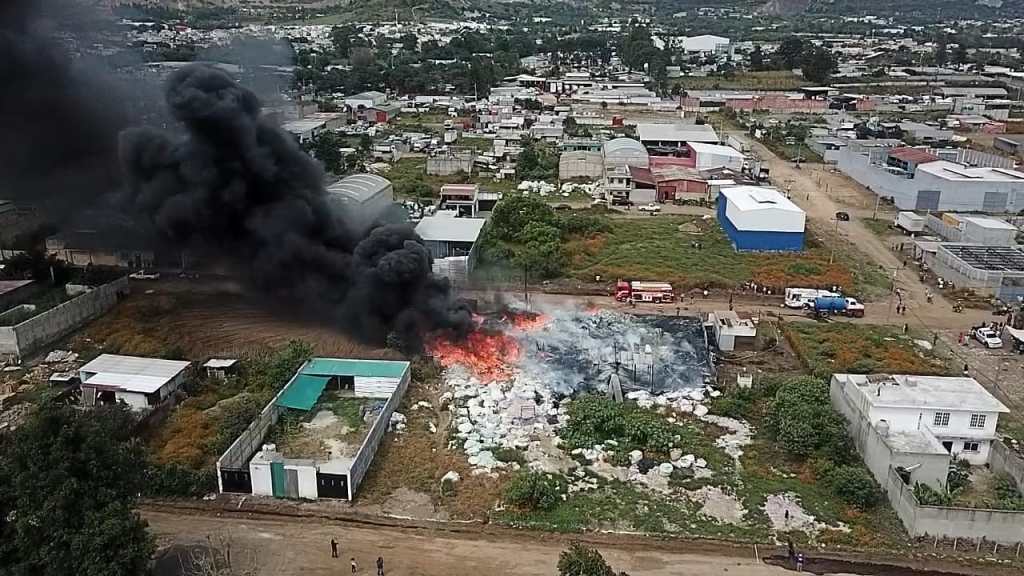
[0,277,128,360]
[886,468,1024,543]
[348,368,410,500]
[990,441,1024,493]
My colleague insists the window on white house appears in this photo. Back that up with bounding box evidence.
[933,412,951,427]
[963,442,980,452]
[969,414,987,429]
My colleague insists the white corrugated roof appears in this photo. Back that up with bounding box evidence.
[79,354,189,394]
[720,186,803,214]
[415,216,486,243]
[687,142,744,158]
[327,174,392,203]
[636,123,718,143]
[917,161,1024,182]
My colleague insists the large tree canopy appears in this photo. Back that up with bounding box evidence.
[0,405,155,576]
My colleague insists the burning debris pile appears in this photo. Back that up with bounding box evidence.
[429,307,723,478]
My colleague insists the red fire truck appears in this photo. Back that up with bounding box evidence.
[614,280,675,303]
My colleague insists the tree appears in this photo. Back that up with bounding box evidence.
[935,40,948,66]
[0,405,155,575]
[558,543,629,576]
[515,138,557,180]
[828,466,879,509]
[513,222,564,279]
[306,131,345,174]
[488,195,557,242]
[749,45,767,71]
[801,45,836,84]
[774,36,805,70]
[766,377,847,458]
[504,470,566,511]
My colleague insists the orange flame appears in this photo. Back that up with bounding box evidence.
[427,329,520,381]
[506,311,549,331]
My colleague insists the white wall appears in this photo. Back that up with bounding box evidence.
[286,464,319,499]
[354,376,400,398]
[250,461,274,496]
[696,152,743,171]
[115,391,149,410]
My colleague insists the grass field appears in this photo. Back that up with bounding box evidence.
[783,322,951,378]
[564,215,891,297]
[860,217,896,238]
[386,157,519,198]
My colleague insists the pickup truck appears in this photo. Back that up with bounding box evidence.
[637,203,661,213]
[973,327,1003,349]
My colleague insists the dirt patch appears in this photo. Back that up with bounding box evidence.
[355,487,450,521]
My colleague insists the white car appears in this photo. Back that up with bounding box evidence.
[637,203,662,213]
[129,270,160,280]
[974,327,1003,349]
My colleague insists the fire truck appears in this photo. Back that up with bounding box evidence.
[615,280,675,303]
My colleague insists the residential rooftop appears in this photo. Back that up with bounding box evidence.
[415,215,487,243]
[636,123,719,144]
[720,186,803,214]
[835,373,1010,414]
[79,354,190,394]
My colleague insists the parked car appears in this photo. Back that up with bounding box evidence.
[129,270,160,280]
[835,211,850,222]
[553,203,573,211]
[973,327,1003,349]
[637,203,662,213]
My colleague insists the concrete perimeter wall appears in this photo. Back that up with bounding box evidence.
[347,368,410,500]
[886,468,1024,543]
[991,441,1024,493]
[0,277,129,360]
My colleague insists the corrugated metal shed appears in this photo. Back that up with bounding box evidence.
[303,358,409,379]
[415,216,486,243]
[78,354,190,394]
[327,174,392,204]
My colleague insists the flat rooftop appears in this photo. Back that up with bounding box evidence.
[836,373,1010,414]
[916,161,1024,183]
[884,429,949,455]
[940,244,1024,272]
[636,123,719,144]
[720,186,804,214]
[0,280,34,297]
[79,354,190,394]
[415,216,487,243]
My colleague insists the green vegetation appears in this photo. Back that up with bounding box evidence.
[783,323,949,378]
[861,217,896,238]
[328,396,369,430]
[765,377,847,458]
[387,157,518,200]
[150,341,313,474]
[517,138,559,180]
[0,405,155,575]
[558,543,628,576]
[504,470,568,511]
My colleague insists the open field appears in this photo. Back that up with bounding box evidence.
[564,215,891,299]
[385,157,520,198]
[783,322,951,377]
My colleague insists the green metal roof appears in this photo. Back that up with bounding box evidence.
[275,374,331,411]
[301,358,409,379]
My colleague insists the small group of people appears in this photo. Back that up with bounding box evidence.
[787,539,805,572]
[331,539,385,576]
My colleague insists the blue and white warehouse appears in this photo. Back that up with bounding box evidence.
[717,186,805,251]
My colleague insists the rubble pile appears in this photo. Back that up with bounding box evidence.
[517,180,557,196]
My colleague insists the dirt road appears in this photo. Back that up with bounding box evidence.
[145,509,790,576]
[734,135,994,332]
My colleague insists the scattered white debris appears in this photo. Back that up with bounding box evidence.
[699,414,754,467]
[44,350,77,363]
[517,180,556,196]
[658,463,675,477]
[441,470,461,485]
[412,400,433,410]
[914,339,933,351]
[389,412,407,433]
[688,485,746,524]
[629,450,644,464]
[763,493,850,534]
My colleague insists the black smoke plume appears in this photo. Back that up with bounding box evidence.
[119,64,473,350]
[0,0,134,222]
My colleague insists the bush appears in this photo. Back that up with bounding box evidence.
[143,463,218,498]
[828,465,878,509]
[504,470,566,511]
[561,395,681,455]
[558,543,625,576]
[946,459,972,495]
[557,213,611,238]
[493,447,526,465]
[766,377,848,458]
[913,482,952,506]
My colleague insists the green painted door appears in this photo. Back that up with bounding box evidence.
[271,462,286,498]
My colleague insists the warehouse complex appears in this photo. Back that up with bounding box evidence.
[717,186,805,251]
[927,244,1024,302]
[217,358,410,501]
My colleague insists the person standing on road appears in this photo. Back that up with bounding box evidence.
[351,557,358,574]
[796,553,804,572]
[331,539,338,559]
[377,556,385,576]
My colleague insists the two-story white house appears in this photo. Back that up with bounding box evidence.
[832,373,1009,466]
